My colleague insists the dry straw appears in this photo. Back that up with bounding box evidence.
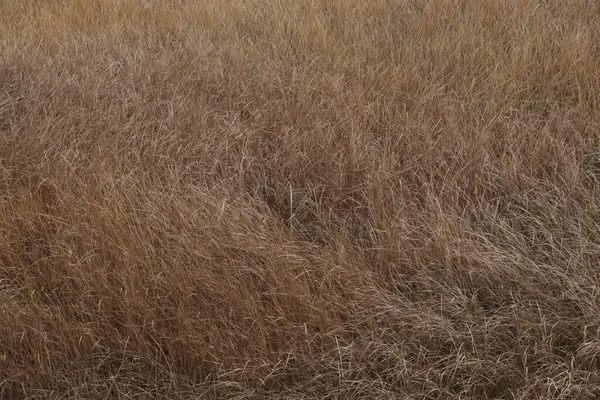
[1,0,599,398]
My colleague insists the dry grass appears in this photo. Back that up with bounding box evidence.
[1,0,600,398]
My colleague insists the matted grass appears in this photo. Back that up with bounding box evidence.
[1,0,599,398]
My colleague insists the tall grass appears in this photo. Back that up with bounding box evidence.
[1,0,599,398]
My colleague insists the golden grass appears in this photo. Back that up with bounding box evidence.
[1,0,600,398]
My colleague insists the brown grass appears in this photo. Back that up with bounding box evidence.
[1,0,600,398]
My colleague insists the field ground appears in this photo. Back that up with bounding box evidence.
[1,0,600,398]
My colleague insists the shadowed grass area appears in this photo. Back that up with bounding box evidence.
[1,0,600,398]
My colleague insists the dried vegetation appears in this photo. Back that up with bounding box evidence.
[1,0,600,398]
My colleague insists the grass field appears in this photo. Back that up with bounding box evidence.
[1,0,600,398]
